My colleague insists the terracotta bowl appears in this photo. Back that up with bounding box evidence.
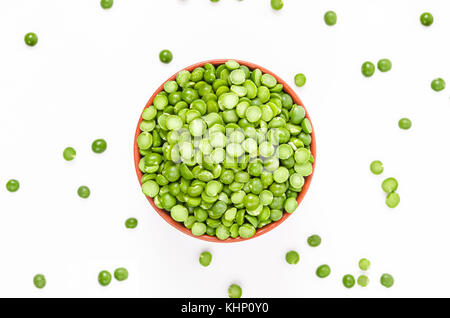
[134,59,316,242]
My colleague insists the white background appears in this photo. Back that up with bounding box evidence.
[0,0,449,298]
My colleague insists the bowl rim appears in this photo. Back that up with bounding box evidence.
[134,59,316,243]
